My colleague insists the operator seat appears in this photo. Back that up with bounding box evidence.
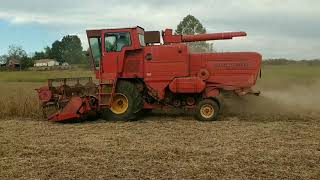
[116,35,130,51]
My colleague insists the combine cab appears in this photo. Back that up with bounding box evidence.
[36,26,262,122]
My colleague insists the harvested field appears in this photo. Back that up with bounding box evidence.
[1,65,320,179]
[1,116,320,179]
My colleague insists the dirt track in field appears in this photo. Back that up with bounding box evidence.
[1,110,320,179]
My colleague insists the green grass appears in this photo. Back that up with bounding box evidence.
[0,70,93,82]
[256,64,320,90]
[262,64,320,80]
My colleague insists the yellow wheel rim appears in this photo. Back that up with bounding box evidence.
[110,93,129,114]
[200,104,215,119]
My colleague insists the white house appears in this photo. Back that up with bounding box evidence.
[62,62,70,66]
[34,59,60,67]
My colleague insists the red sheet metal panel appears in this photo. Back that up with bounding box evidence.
[169,77,206,93]
[189,52,262,90]
[36,86,52,103]
[48,97,83,122]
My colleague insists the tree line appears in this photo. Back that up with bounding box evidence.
[263,58,320,65]
[0,35,87,69]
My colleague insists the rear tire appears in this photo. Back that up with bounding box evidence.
[101,80,143,121]
[195,99,220,121]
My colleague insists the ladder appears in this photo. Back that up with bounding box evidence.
[98,79,117,107]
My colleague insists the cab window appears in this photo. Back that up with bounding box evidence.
[105,32,131,52]
[89,37,101,70]
[139,34,146,47]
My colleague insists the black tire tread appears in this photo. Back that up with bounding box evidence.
[101,80,143,121]
[195,99,220,121]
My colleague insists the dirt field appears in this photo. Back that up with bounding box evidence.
[1,65,320,179]
[1,114,319,179]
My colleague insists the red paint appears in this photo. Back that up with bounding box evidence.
[169,77,206,93]
[162,29,247,44]
[203,88,220,98]
[37,26,262,122]
[36,86,52,103]
[87,26,261,108]
[48,96,96,122]
[48,97,83,122]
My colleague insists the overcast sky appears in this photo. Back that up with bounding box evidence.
[0,0,319,59]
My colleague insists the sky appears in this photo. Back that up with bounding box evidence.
[0,0,319,59]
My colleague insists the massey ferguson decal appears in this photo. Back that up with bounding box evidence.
[214,62,249,69]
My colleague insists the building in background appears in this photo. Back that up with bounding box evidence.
[62,62,70,67]
[6,59,21,70]
[34,59,59,67]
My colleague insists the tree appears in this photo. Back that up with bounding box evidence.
[0,55,8,64]
[33,52,47,60]
[8,45,27,60]
[20,56,34,69]
[175,15,213,53]
[6,45,33,69]
[33,46,52,60]
[50,40,64,63]
[44,46,52,56]
[49,35,86,64]
[61,35,86,64]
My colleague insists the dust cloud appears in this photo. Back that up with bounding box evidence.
[222,83,320,120]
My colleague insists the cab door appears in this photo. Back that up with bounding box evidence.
[101,30,133,79]
[96,30,133,107]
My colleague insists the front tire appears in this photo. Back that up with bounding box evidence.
[101,80,143,121]
[195,99,220,121]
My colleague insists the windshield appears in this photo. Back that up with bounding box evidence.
[89,37,101,70]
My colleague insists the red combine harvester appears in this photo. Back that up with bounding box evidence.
[36,27,262,122]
